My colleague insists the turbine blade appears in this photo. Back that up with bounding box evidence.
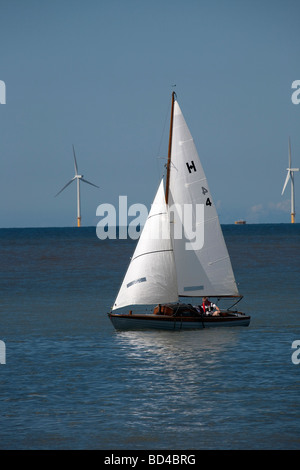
[288,137,292,168]
[55,178,75,197]
[72,145,78,175]
[281,171,290,195]
[81,178,99,188]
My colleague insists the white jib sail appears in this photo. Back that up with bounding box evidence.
[112,179,178,310]
[169,100,239,297]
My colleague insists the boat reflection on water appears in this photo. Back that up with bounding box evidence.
[115,327,238,370]
[109,326,246,434]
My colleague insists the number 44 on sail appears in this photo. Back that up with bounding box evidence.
[108,92,251,330]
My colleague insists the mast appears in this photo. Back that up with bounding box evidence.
[77,177,81,227]
[289,138,294,224]
[282,137,299,224]
[165,91,176,205]
[291,171,295,223]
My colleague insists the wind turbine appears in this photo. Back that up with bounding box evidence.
[55,145,99,227]
[281,137,299,224]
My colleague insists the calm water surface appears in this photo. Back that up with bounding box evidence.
[0,225,300,449]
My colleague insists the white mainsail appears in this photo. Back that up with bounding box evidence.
[168,100,239,297]
[112,179,178,310]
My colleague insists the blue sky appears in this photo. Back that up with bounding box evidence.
[1,0,299,227]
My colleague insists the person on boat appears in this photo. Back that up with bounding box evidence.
[199,297,220,316]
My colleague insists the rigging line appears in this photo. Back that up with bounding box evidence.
[227,296,243,311]
[132,249,173,262]
[185,177,207,186]
[147,211,168,220]
[205,215,219,223]
[208,255,230,266]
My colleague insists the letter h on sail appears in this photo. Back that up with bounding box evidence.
[186,161,197,173]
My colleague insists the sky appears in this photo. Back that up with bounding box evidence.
[0,0,299,227]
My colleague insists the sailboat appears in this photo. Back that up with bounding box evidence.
[108,92,250,330]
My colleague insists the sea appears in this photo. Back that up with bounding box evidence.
[0,223,300,451]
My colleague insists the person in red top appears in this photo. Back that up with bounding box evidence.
[201,297,220,316]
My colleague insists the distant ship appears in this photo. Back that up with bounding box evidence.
[235,220,246,225]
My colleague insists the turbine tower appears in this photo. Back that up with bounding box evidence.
[281,138,299,224]
[55,145,99,227]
